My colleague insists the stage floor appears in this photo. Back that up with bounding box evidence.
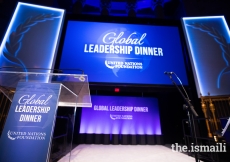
[58,144,196,162]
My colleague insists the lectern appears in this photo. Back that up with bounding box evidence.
[0,71,91,162]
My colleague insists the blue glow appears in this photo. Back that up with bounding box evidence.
[217,66,228,89]
[0,4,20,58]
[0,2,65,73]
[111,2,126,10]
[136,1,151,10]
[183,16,230,42]
[183,16,224,20]
[182,16,230,97]
[182,18,203,95]
[82,0,172,11]
[85,0,100,8]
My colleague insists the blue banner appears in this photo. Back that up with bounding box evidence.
[0,82,61,162]
[0,2,65,74]
[182,16,230,97]
[80,95,161,135]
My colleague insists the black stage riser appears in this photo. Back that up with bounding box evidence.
[76,134,164,145]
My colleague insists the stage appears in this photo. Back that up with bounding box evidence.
[58,144,196,162]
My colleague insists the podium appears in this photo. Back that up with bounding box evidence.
[0,71,92,162]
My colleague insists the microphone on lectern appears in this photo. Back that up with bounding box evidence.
[164,71,173,75]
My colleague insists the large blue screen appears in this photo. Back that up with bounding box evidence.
[59,21,188,85]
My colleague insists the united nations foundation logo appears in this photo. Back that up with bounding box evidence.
[6,130,46,140]
[7,130,16,140]
[110,114,133,120]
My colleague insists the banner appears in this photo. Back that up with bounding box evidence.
[0,82,61,162]
[80,95,161,135]
[182,16,230,97]
[0,2,65,74]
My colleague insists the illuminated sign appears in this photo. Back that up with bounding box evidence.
[80,95,161,135]
[59,21,188,85]
[0,2,65,73]
[182,16,230,97]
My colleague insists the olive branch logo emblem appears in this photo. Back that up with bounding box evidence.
[186,23,230,88]
[2,13,60,73]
